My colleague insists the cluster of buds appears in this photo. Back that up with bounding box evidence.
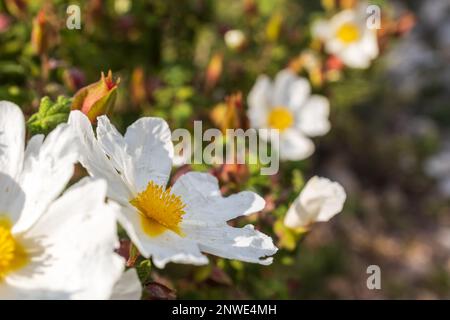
[26,71,120,135]
[27,96,71,135]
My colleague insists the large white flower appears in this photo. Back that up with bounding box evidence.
[0,101,138,300]
[312,5,379,69]
[110,269,142,300]
[247,69,330,161]
[69,111,277,268]
[284,176,346,229]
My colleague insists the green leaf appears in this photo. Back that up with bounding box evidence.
[136,260,152,284]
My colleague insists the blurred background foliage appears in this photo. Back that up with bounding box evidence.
[1,0,450,299]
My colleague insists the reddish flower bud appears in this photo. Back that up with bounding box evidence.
[205,53,223,90]
[71,70,120,123]
[31,7,59,56]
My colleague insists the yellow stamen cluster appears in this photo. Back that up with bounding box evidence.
[268,106,294,132]
[336,23,360,44]
[130,181,186,237]
[0,218,28,280]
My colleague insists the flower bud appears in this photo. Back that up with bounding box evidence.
[205,53,223,90]
[31,7,59,56]
[130,67,147,106]
[71,70,120,123]
[210,92,244,133]
[266,13,282,42]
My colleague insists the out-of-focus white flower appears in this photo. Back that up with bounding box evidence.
[284,176,346,229]
[420,0,450,28]
[224,29,246,50]
[0,101,129,300]
[425,143,450,197]
[386,35,436,97]
[69,111,277,268]
[312,5,379,69]
[247,69,330,161]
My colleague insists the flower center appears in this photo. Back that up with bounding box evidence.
[268,106,294,131]
[130,181,186,237]
[336,23,360,44]
[0,217,28,281]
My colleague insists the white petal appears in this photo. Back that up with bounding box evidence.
[0,172,24,224]
[284,176,346,228]
[311,19,330,40]
[6,178,125,300]
[297,95,331,137]
[278,128,315,161]
[184,223,277,265]
[339,44,372,69]
[23,134,44,161]
[247,75,272,129]
[325,38,345,55]
[110,269,142,300]
[0,101,24,179]
[272,69,298,107]
[287,77,311,112]
[329,9,356,32]
[0,281,68,299]
[172,172,266,221]
[124,117,174,191]
[361,29,379,60]
[116,204,208,269]
[13,124,78,233]
[172,172,276,265]
[69,111,132,204]
[96,116,136,191]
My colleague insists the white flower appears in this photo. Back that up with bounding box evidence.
[312,6,379,69]
[69,111,277,268]
[0,101,134,300]
[247,69,330,161]
[224,29,246,50]
[110,269,142,300]
[284,176,346,229]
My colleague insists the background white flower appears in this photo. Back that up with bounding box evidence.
[425,141,450,197]
[0,101,134,300]
[312,5,379,69]
[224,29,246,50]
[69,111,278,269]
[284,176,346,229]
[247,69,330,161]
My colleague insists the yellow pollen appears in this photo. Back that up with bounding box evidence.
[130,181,186,237]
[336,23,360,44]
[268,106,294,131]
[0,217,28,281]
